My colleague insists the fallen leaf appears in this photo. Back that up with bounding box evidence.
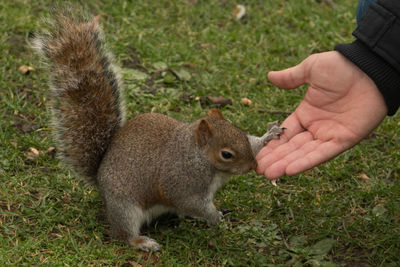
[173,68,191,81]
[153,62,168,70]
[129,261,143,267]
[162,71,176,84]
[372,205,387,217]
[121,68,149,81]
[12,119,36,133]
[200,43,213,48]
[206,96,233,107]
[24,147,41,160]
[310,238,336,256]
[10,141,18,147]
[30,147,40,156]
[289,235,307,247]
[233,5,246,20]
[18,65,35,74]
[358,173,371,184]
[181,62,195,68]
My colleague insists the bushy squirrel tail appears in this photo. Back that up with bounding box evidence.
[32,11,126,184]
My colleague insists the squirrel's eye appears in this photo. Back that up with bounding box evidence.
[221,150,233,159]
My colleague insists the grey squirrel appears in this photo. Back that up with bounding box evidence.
[32,12,284,252]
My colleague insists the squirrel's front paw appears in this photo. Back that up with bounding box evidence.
[207,211,223,227]
[263,122,285,145]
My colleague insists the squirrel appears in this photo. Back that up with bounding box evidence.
[32,12,284,252]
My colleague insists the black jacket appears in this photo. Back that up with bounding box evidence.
[335,0,400,115]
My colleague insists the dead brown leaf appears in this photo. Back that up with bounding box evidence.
[181,62,195,68]
[12,118,36,133]
[200,43,214,49]
[10,141,18,147]
[30,147,40,156]
[129,261,143,267]
[24,147,41,160]
[18,65,35,75]
[233,5,246,20]
[206,96,233,107]
[358,173,371,184]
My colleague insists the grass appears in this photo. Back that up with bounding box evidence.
[1,0,399,265]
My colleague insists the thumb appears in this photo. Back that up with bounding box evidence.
[268,59,308,89]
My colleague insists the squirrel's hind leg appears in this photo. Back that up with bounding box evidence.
[105,197,161,252]
[128,236,161,252]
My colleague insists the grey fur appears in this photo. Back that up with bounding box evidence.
[33,12,284,252]
[248,121,284,155]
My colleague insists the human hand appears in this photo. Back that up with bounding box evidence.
[256,51,387,179]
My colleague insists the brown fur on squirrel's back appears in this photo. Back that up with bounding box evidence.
[32,12,126,183]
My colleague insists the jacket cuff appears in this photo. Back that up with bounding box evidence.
[335,40,400,115]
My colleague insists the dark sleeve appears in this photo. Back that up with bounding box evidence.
[334,0,400,116]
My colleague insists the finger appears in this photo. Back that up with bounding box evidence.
[264,140,347,179]
[268,60,307,89]
[262,139,324,179]
[285,140,348,176]
[275,139,323,166]
[256,131,314,175]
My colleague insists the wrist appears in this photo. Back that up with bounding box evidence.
[335,40,399,116]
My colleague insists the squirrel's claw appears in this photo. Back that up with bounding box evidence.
[267,121,279,131]
[262,125,285,145]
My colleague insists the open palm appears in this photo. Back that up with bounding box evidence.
[256,51,387,179]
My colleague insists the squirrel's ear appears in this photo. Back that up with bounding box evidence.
[88,15,101,30]
[208,108,224,120]
[82,15,101,31]
[195,119,214,146]
[92,14,102,25]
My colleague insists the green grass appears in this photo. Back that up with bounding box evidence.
[1,0,399,265]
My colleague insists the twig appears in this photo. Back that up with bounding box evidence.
[258,109,292,115]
